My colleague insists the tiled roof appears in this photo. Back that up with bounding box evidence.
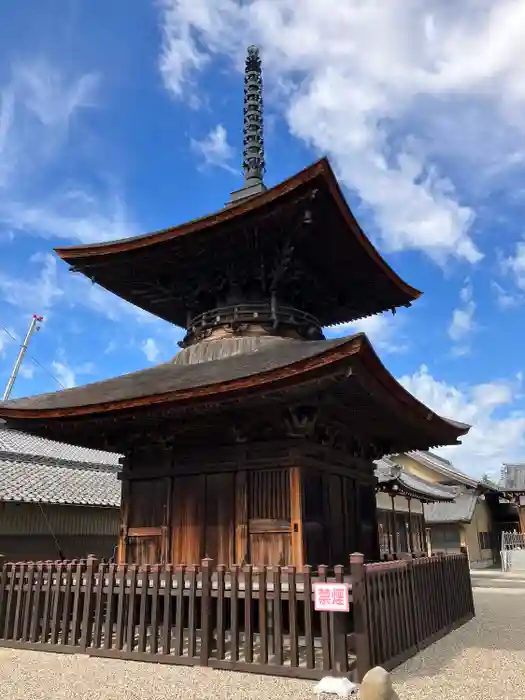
[0,426,121,466]
[0,457,120,507]
[406,451,481,489]
[424,491,479,524]
[3,337,348,410]
[0,426,121,507]
[375,457,457,503]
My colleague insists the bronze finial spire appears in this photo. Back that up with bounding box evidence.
[243,45,265,187]
[229,45,267,203]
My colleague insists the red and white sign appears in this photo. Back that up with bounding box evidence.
[312,582,350,612]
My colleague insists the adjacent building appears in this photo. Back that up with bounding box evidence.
[0,426,120,561]
[374,455,456,557]
[388,451,500,567]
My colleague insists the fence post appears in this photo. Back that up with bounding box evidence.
[80,555,98,651]
[200,558,214,666]
[460,547,475,616]
[350,553,370,681]
[331,565,348,677]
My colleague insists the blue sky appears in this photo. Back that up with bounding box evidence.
[1,0,525,477]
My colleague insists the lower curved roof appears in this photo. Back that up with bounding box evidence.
[0,333,469,452]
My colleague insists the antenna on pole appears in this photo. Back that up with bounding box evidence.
[2,314,44,402]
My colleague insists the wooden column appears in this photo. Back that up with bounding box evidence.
[235,470,248,565]
[390,494,398,556]
[118,478,130,565]
[422,503,429,555]
[407,497,413,553]
[290,466,304,567]
[163,475,173,564]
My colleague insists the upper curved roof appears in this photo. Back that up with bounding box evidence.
[0,334,469,456]
[54,158,422,328]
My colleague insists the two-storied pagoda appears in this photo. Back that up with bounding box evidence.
[0,47,469,567]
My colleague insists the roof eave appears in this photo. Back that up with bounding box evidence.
[54,157,422,306]
[0,335,470,453]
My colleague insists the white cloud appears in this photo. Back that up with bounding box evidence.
[158,0,525,264]
[4,190,137,245]
[503,240,525,291]
[142,337,161,363]
[399,364,525,477]
[18,363,35,380]
[491,280,522,309]
[0,59,136,245]
[0,329,14,358]
[328,311,408,354]
[447,279,476,355]
[190,124,236,172]
[0,253,63,313]
[51,360,76,389]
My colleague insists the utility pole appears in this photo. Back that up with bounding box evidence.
[2,314,44,402]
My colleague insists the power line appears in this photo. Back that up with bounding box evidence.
[0,321,66,391]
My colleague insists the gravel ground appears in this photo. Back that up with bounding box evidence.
[0,590,523,700]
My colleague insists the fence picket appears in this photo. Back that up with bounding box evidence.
[0,553,473,681]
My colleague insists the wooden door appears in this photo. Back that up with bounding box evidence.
[247,469,292,566]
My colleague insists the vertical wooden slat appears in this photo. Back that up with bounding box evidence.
[0,562,8,636]
[287,566,298,667]
[91,563,105,649]
[40,564,53,644]
[103,564,116,649]
[230,565,239,663]
[273,565,283,666]
[69,563,83,646]
[137,566,149,653]
[173,566,184,657]
[2,564,16,639]
[302,566,315,669]
[187,566,197,658]
[243,565,253,664]
[125,565,137,652]
[330,564,348,676]
[160,566,172,656]
[366,572,379,668]
[199,559,213,665]
[21,563,35,642]
[49,563,63,645]
[29,564,44,643]
[216,565,226,660]
[318,564,331,671]
[149,565,160,655]
[13,563,26,641]
[114,565,127,651]
[258,567,268,665]
[60,564,74,646]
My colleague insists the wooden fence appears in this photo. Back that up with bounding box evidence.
[0,552,474,680]
[363,553,475,670]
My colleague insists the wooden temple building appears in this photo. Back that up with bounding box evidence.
[374,456,456,557]
[0,47,470,569]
